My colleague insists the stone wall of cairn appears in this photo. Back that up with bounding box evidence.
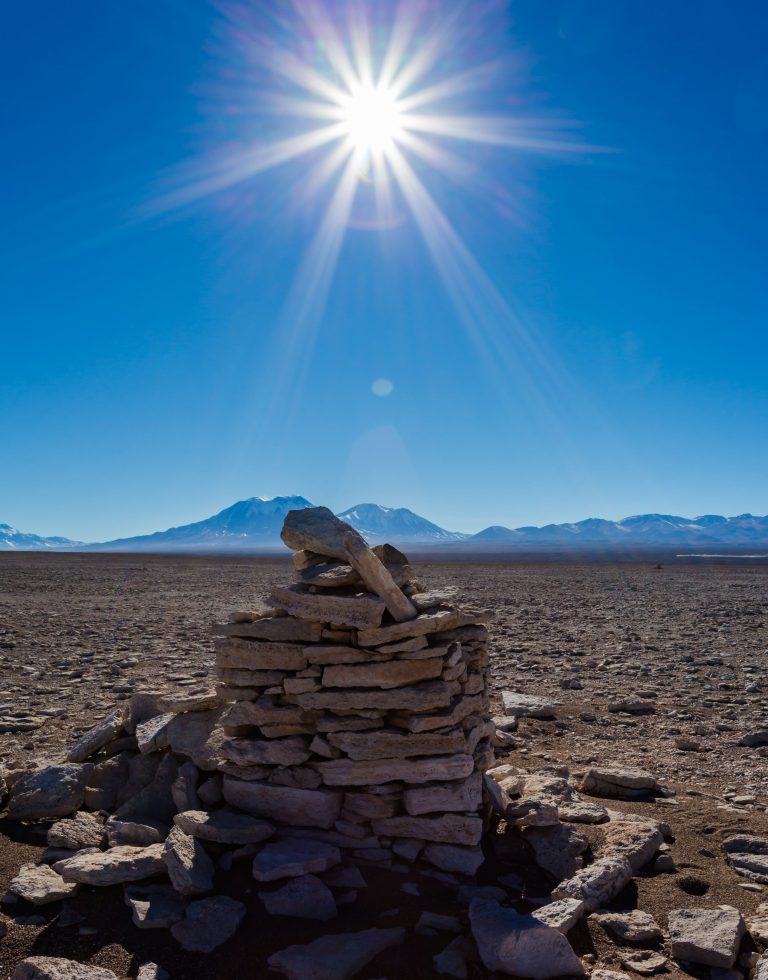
[214,507,495,876]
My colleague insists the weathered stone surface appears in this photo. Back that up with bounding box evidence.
[295,680,456,713]
[170,896,246,952]
[271,585,386,631]
[531,898,585,933]
[372,813,483,846]
[214,617,324,643]
[223,777,342,830]
[66,708,126,763]
[222,736,311,767]
[552,854,633,911]
[469,899,584,978]
[358,608,464,647]
[668,906,745,968]
[404,772,482,816]
[8,765,93,822]
[126,693,166,735]
[422,844,484,876]
[322,657,444,690]
[327,729,466,761]
[755,952,768,980]
[47,812,105,850]
[722,834,768,854]
[317,754,474,787]
[135,714,174,754]
[9,864,79,905]
[500,692,556,718]
[114,754,177,825]
[580,766,660,799]
[558,800,609,824]
[166,708,227,771]
[217,668,287,688]
[268,927,405,980]
[162,826,214,896]
[748,901,768,942]
[222,697,314,730]
[592,909,663,942]
[12,958,118,980]
[124,882,187,929]
[260,873,337,920]
[253,839,341,882]
[106,817,167,847]
[215,638,308,671]
[523,824,589,881]
[54,845,166,885]
[171,760,201,812]
[390,694,484,733]
[174,811,272,851]
[602,814,663,871]
[280,507,417,623]
[136,965,168,980]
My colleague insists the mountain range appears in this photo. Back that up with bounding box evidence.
[2,497,768,553]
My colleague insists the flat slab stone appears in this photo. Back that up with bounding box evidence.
[322,657,443,690]
[213,618,324,643]
[214,638,309,672]
[170,895,246,952]
[54,844,166,886]
[316,754,474,787]
[66,708,126,763]
[253,839,341,882]
[422,843,484,876]
[592,909,663,942]
[12,958,118,980]
[162,826,214,896]
[501,692,556,718]
[372,814,483,846]
[124,882,188,929]
[294,680,456,713]
[404,772,482,816]
[260,873,337,920]
[223,778,342,830]
[271,585,386,631]
[221,736,311,767]
[166,709,227,772]
[469,899,584,978]
[357,608,464,647]
[669,906,745,968]
[327,730,466,760]
[174,809,274,845]
[8,765,94,822]
[558,800,609,824]
[531,898,585,933]
[222,698,313,729]
[602,815,663,871]
[9,864,79,905]
[579,767,660,799]
[552,855,633,912]
[267,927,405,980]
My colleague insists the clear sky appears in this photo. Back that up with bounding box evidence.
[2,0,767,540]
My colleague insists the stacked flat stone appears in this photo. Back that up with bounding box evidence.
[213,506,494,876]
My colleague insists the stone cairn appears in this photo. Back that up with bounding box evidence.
[215,506,495,876]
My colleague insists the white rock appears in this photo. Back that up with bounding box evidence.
[531,898,585,933]
[552,855,633,912]
[47,813,105,850]
[54,845,166,886]
[668,906,745,968]
[501,692,556,718]
[469,899,584,978]
[12,959,118,980]
[9,865,78,905]
[591,909,663,942]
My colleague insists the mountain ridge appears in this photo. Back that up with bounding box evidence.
[2,499,768,552]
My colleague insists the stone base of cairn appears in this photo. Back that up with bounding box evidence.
[215,506,495,875]
[0,507,497,960]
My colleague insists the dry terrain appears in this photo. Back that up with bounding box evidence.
[0,553,767,979]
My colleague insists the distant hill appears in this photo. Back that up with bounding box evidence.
[3,502,768,553]
[0,523,81,552]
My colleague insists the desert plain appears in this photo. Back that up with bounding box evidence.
[0,552,767,979]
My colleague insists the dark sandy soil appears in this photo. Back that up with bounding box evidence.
[1,554,767,979]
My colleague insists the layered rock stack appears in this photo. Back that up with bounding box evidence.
[214,506,495,876]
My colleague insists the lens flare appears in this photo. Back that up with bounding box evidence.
[340,84,404,153]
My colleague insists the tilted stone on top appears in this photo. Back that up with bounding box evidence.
[280,507,418,623]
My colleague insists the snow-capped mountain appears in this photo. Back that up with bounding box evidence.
[337,503,467,543]
[3,504,768,553]
[82,496,315,552]
[0,524,80,551]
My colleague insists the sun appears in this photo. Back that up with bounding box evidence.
[339,84,405,154]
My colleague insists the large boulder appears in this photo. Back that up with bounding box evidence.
[7,765,93,822]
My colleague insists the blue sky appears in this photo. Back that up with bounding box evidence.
[2,0,767,540]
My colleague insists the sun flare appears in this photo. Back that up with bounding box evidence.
[339,84,405,154]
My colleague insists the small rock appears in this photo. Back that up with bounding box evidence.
[136,965,169,980]
[9,865,78,906]
[260,874,337,920]
[124,883,188,929]
[591,909,663,942]
[531,898,585,933]
[47,813,105,851]
[501,692,556,718]
[170,895,246,952]
[252,839,341,882]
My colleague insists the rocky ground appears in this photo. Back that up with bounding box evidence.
[0,553,767,979]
